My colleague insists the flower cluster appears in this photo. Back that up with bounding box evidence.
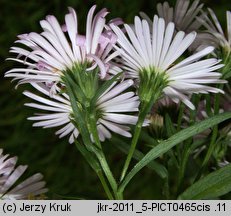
[0,149,48,200]
[110,15,225,109]
[5,6,142,143]
[6,6,121,85]
[198,9,231,53]
[141,0,204,33]
[5,2,228,144]
[3,0,231,201]
[24,80,141,144]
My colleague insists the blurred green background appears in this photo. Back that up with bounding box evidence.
[0,0,230,199]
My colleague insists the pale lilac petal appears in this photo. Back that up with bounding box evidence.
[99,119,132,137]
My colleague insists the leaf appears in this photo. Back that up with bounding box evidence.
[91,72,122,106]
[111,137,168,179]
[178,163,231,200]
[119,112,231,192]
[62,71,85,103]
[75,141,101,172]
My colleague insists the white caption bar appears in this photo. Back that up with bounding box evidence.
[0,200,231,216]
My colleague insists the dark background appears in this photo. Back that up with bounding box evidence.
[0,0,230,199]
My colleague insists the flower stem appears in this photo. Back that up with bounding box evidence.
[88,113,121,199]
[97,171,114,200]
[64,67,120,199]
[195,90,222,181]
[116,191,124,200]
[119,68,167,183]
[95,149,121,199]
[176,95,199,194]
[177,103,185,132]
[176,142,191,194]
[120,102,149,182]
[74,140,113,199]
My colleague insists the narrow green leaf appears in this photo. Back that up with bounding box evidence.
[91,72,122,105]
[178,163,231,200]
[111,137,168,179]
[62,73,85,103]
[75,141,101,172]
[119,112,231,192]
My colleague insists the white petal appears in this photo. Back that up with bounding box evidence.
[103,113,138,125]
[99,119,132,137]
[170,46,214,70]
[1,165,27,194]
[98,80,134,104]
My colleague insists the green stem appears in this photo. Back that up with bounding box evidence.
[205,94,213,117]
[163,176,170,199]
[64,68,120,199]
[119,68,167,187]
[176,143,191,194]
[176,95,199,194]
[95,150,120,199]
[176,103,185,163]
[97,171,114,200]
[74,141,113,199]
[195,128,218,182]
[118,112,231,194]
[195,91,221,181]
[88,112,120,199]
[79,114,120,199]
[88,112,102,149]
[120,102,149,182]
[116,191,124,200]
[177,103,185,132]
[203,125,218,167]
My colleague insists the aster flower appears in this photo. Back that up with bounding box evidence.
[198,9,231,53]
[24,80,142,144]
[110,15,225,109]
[5,5,121,86]
[0,149,48,200]
[24,83,78,144]
[140,0,203,33]
[147,113,164,139]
